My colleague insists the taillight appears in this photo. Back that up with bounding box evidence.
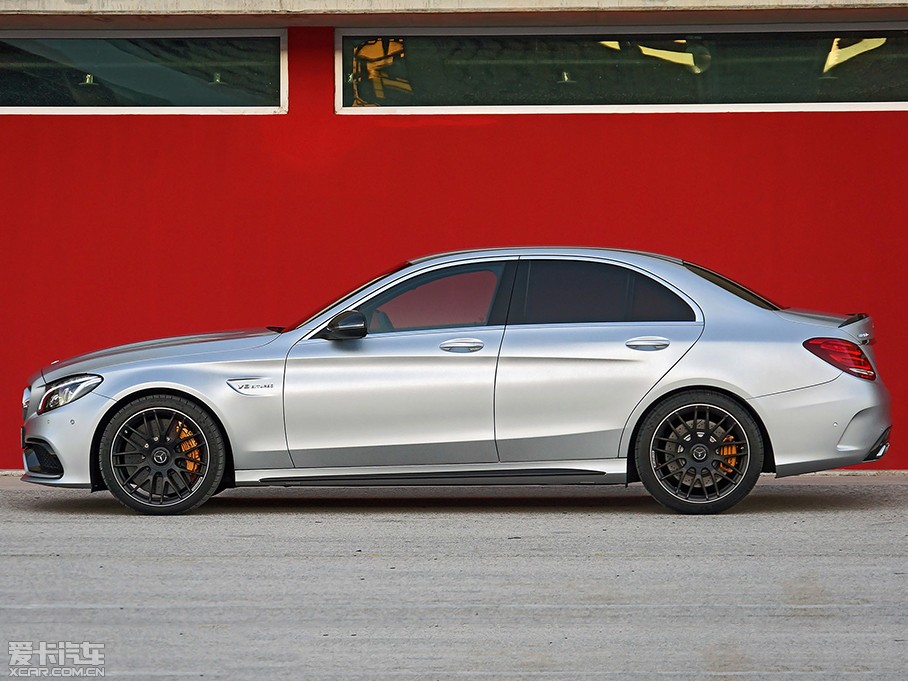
[803,338,876,380]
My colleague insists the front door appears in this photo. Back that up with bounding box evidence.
[284,261,515,469]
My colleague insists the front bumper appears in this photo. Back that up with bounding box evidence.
[749,374,892,477]
[20,391,114,488]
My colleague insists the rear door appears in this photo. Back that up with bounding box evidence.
[495,257,704,462]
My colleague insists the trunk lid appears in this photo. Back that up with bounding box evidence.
[775,308,879,371]
[775,308,875,344]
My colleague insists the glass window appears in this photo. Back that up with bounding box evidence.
[512,260,694,325]
[341,32,908,109]
[359,263,506,333]
[684,262,781,311]
[0,34,282,109]
[629,272,697,322]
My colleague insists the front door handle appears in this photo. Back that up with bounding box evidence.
[625,336,670,351]
[440,338,484,353]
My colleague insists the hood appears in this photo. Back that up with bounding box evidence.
[39,328,280,385]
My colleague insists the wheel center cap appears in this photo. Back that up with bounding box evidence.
[151,448,170,465]
[691,444,709,462]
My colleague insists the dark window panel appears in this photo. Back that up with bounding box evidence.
[0,36,281,107]
[519,261,630,325]
[513,260,694,325]
[628,272,696,322]
[343,33,908,107]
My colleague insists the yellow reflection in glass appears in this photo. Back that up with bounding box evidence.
[638,43,711,75]
[350,38,413,107]
[823,38,887,73]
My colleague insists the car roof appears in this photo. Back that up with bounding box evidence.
[409,247,684,266]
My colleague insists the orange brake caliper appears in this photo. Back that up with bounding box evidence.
[718,434,738,474]
[178,424,201,476]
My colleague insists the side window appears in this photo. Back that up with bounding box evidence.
[359,263,508,333]
[628,271,696,322]
[518,260,629,324]
[511,260,694,325]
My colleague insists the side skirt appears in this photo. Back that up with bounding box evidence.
[235,459,628,487]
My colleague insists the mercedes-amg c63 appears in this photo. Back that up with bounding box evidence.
[21,249,891,514]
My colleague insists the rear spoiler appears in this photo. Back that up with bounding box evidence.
[839,313,868,328]
[839,313,874,345]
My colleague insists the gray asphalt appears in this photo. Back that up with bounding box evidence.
[1,474,906,680]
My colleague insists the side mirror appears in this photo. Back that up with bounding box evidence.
[318,310,368,340]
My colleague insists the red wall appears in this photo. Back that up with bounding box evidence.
[1,27,903,470]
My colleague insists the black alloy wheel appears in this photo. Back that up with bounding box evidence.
[99,395,226,515]
[635,390,763,514]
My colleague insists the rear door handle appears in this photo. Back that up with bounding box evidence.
[440,338,484,353]
[625,336,670,351]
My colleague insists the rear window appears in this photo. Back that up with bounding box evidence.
[684,262,781,311]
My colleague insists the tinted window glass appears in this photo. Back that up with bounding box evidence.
[360,263,505,333]
[519,261,629,324]
[683,262,780,310]
[629,272,696,322]
[0,36,281,108]
[342,33,908,108]
[513,260,694,324]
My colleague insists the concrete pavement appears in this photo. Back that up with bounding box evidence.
[1,474,906,679]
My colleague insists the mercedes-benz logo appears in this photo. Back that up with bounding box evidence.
[151,448,169,465]
[691,444,709,462]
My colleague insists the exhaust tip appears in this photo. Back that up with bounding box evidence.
[863,428,891,462]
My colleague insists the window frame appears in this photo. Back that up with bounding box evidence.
[357,261,515,335]
[0,29,288,115]
[506,256,702,327]
[335,23,908,115]
[306,257,519,339]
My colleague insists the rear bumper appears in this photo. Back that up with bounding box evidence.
[748,374,891,477]
[861,427,891,463]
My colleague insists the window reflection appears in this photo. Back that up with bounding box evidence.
[0,36,281,107]
[359,265,504,333]
[350,38,412,106]
[823,37,887,74]
[343,33,907,107]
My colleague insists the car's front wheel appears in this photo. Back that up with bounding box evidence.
[99,395,226,515]
[635,390,764,514]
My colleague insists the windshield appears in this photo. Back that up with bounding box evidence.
[683,262,782,311]
[285,261,411,331]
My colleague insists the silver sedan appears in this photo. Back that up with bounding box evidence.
[20,248,891,514]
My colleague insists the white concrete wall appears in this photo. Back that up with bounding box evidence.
[1,1,906,14]
[1,0,905,28]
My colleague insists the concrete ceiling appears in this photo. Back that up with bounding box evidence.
[1,1,907,29]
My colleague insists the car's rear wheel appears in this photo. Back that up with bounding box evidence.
[99,395,226,515]
[635,390,763,514]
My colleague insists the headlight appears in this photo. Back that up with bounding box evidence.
[22,386,31,420]
[38,375,103,414]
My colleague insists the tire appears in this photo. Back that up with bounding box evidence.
[635,390,763,514]
[99,394,226,515]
